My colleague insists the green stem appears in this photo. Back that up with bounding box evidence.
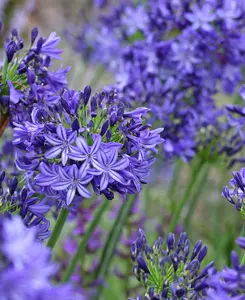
[94,195,136,299]
[63,200,110,282]
[184,163,209,231]
[167,159,205,234]
[90,65,105,88]
[168,159,182,214]
[242,253,245,265]
[47,208,69,249]
[238,225,245,264]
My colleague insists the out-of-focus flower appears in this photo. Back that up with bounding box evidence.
[205,236,245,299]
[0,215,85,299]
[0,170,51,241]
[68,0,245,161]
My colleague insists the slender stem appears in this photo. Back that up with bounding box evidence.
[47,207,69,249]
[184,163,209,231]
[213,199,225,268]
[241,226,245,265]
[241,254,245,265]
[167,159,204,234]
[94,195,136,300]
[168,159,182,213]
[90,65,105,89]
[238,225,245,264]
[63,200,110,282]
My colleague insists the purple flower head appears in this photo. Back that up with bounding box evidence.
[130,229,213,299]
[222,167,245,214]
[11,83,163,205]
[4,26,163,206]
[0,27,70,138]
[236,237,245,249]
[68,0,245,162]
[217,0,242,29]
[43,66,70,92]
[205,235,245,299]
[0,171,51,241]
[0,215,85,299]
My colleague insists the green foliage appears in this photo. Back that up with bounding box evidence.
[0,198,20,215]
[241,203,245,220]
[127,31,145,44]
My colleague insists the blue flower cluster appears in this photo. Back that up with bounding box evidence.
[0,26,163,206]
[13,89,163,205]
[222,167,245,216]
[0,170,51,240]
[130,229,213,299]
[130,230,245,300]
[205,237,245,299]
[224,85,245,166]
[69,0,245,161]
[0,215,85,299]
[1,26,69,120]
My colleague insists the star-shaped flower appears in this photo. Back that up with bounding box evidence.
[51,164,94,205]
[93,150,129,190]
[69,134,102,168]
[44,124,77,166]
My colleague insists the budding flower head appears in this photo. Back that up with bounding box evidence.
[0,170,51,241]
[222,168,245,219]
[130,229,213,299]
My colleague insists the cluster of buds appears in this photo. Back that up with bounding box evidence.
[130,229,213,299]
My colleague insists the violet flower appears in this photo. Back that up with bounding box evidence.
[0,215,85,299]
[93,150,129,191]
[205,237,245,299]
[45,124,77,166]
[68,0,245,161]
[130,229,213,299]
[50,164,94,205]
[1,27,163,206]
[68,134,102,168]
[39,32,63,59]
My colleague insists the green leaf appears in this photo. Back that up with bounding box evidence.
[127,31,145,44]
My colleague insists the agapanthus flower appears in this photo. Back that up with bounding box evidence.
[130,229,213,299]
[222,166,245,219]
[0,25,163,206]
[205,235,245,299]
[44,124,77,166]
[0,214,85,299]
[222,85,245,166]
[0,25,68,133]
[68,0,245,161]
[12,85,163,206]
[0,170,51,240]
